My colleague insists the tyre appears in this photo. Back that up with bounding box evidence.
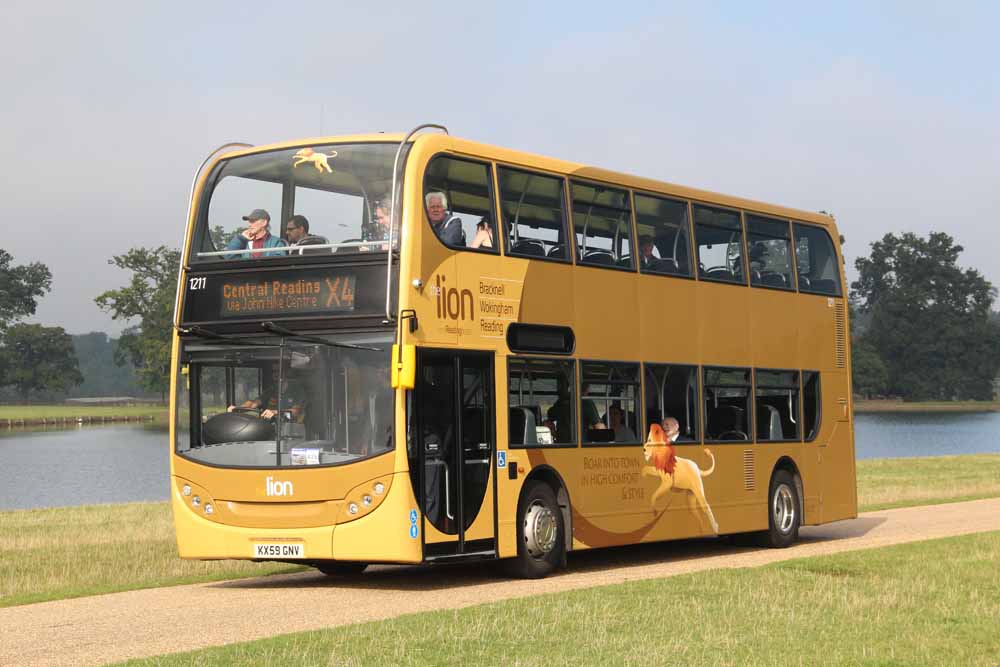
[506,481,564,579]
[758,470,801,548]
[315,561,368,576]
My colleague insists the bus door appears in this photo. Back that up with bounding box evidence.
[415,349,496,559]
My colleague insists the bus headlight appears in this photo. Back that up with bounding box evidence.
[192,496,201,507]
[338,474,394,523]
[183,485,192,496]
[204,503,214,515]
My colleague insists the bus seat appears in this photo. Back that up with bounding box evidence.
[295,235,330,256]
[511,240,546,257]
[649,258,678,274]
[616,256,633,268]
[810,278,837,293]
[702,267,734,281]
[797,274,811,289]
[333,238,361,254]
[759,272,788,287]
[582,251,614,266]
[547,243,565,258]
[509,407,537,445]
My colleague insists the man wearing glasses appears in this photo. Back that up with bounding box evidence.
[284,214,327,254]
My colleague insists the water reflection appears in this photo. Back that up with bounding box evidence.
[0,423,169,510]
[1,412,998,510]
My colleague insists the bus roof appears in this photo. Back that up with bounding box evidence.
[221,132,836,229]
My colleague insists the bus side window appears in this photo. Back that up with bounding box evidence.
[793,224,842,296]
[643,363,699,441]
[580,361,641,445]
[703,367,751,441]
[754,370,800,441]
[570,181,635,270]
[694,205,745,284]
[746,215,794,289]
[634,194,693,276]
[423,156,498,252]
[803,371,821,441]
[497,167,570,261]
[508,357,576,446]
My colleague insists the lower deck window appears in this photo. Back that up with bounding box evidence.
[703,367,751,441]
[755,370,801,441]
[581,361,641,444]
[508,357,576,446]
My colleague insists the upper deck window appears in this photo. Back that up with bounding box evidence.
[192,143,403,264]
[694,205,746,284]
[746,215,794,290]
[793,223,843,296]
[634,194,693,276]
[570,182,635,269]
[497,167,571,261]
[423,156,498,252]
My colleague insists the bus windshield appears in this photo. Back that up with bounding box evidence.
[192,142,404,263]
[176,333,393,468]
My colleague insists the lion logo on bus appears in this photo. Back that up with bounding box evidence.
[642,418,719,534]
[292,147,338,173]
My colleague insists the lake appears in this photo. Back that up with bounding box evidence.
[1,412,998,510]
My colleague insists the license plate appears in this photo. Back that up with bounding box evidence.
[253,542,305,558]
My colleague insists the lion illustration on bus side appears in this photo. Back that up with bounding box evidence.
[642,418,719,534]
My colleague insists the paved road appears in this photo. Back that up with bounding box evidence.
[3,498,998,667]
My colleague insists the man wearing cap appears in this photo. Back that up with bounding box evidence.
[225,209,287,258]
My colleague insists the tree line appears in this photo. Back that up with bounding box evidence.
[2,230,999,404]
[850,232,1000,401]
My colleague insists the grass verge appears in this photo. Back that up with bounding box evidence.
[0,502,304,608]
[854,399,1000,413]
[118,531,1000,667]
[0,404,168,421]
[857,453,1000,511]
[2,454,998,609]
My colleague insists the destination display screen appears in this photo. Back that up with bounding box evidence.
[219,274,356,316]
[181,265,388,325]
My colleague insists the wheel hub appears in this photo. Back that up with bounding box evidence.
[523,501,558,558]
[773,484,796,534]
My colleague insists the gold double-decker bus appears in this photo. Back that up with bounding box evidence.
[171,125,856,578]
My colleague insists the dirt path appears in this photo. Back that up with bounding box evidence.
[3,499,999,667]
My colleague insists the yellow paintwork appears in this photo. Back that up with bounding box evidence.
[172,130,856,565]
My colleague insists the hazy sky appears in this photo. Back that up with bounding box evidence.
[4,1,998,335]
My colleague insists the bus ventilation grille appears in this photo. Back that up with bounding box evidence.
[743,449,755,491]
[834,301,847,369]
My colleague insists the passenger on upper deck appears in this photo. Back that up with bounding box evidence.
[361,198,393,251]
[226,209,287,258]
[425,192,465,247]
[469,217,494,249]
[638,236,656,268]
[284,215,327,253]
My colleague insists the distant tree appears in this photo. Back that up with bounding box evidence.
[0,324,83,399]
[851,339,888,398]
[69,332,146,398]
[209,225,241,250]
[0,249,52,329]
[94,246,180,400]
[852,232,1000,400]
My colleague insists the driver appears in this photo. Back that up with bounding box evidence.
[228,365,305,421]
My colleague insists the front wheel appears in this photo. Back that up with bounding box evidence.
[506,481,564,579]
[315,561,368,576]
[758,470,800,548]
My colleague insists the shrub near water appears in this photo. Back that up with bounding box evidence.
[0,502,302,608]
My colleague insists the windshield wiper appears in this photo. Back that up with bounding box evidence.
[177,325,271,347]
[261,321,382,351]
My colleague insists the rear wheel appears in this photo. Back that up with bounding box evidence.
[758,470,800,548]
[315,561,368,576]
[506,481,564,579]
